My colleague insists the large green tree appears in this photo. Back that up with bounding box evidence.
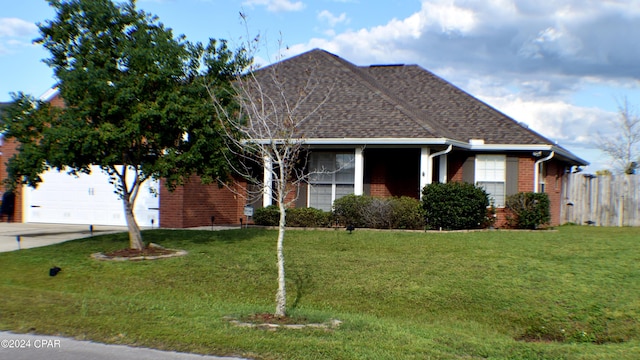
[1,0,248,249]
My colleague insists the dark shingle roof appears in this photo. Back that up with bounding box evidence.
[251,49,585,163]
[252,49,441,139]
[359,64,552,145]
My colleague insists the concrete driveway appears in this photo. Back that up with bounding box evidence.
[0,331,247,360]
[0,222,128,252]
[0,222,250,360]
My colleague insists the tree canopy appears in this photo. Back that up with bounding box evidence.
[1,0,250,249]
[595,99,640,175]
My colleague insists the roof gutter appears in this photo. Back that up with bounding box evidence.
[248,137,588,165]
[533,151,554,193]
[429,144,452,160]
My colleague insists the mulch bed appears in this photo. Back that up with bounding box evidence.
[243,313,308,325]
[91,243,187,261]
[103,247,176,258]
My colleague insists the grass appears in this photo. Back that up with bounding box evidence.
[1,226,639,359]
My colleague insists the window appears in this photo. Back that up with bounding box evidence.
[309,152,355,211]
[475,155,506,207]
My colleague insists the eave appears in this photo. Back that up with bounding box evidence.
[249,137,589,166]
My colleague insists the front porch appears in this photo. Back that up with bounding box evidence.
[262,146,453,211]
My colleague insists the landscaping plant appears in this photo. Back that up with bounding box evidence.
[505,192,551,229]
[421,181,491,230]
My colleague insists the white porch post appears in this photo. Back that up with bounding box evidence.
[263,155,273,207]
[439,154,448,183]
[420,147,431,198]
[354,147,364,195]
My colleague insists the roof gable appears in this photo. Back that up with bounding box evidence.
[253,49,562,146]
[359,64,554,145]
[251,49,443,139]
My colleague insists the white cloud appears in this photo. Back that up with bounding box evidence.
[283,0,640,168]
[0,18,38,56]
[421,0,477,34]
[243,0,305,12]
[318,10,349,27]
[0,18,38,38]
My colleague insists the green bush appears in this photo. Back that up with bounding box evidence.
[253,205,280,226]
[286,207,333,228]
[333,194,373,227]
[505,192,550,229]
[421,182,490,230]
[253,205,333,228]
[389,196,425,230]
[333,195,424,229]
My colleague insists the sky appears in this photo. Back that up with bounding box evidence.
[2,0,640,172]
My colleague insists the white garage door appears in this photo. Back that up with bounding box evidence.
[23,166,159,227]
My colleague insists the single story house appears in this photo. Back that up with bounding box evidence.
[1,49,587,228]
[160,49,588,228]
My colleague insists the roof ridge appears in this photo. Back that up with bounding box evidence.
[416,66,559,146]
[362,65,464,140]
[320,53,448,138]
[357,64,462,140]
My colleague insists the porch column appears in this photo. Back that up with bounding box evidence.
[354,147,364,195]
[263,156,273,207]
[439,154,448,183]
[419,147,431,198]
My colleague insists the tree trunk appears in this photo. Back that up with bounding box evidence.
[275,201,287,317]
[123,196,144,250]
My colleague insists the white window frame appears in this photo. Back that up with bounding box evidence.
[308,152,355,211]
[475,154,506,207]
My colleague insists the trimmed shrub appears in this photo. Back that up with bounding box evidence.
[361,197,393,229]
[333,194,373,227]
[333,195,425,229]
[389,196,425,230]
[421,182,490,230]
[253,205,280,226]
[286,207,333,228]
[505,192,551,229]
[253,205,333,228]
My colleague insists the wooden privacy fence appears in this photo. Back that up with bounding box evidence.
[561,173,640,226]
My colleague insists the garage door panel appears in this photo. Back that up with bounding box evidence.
[25,166,159,226]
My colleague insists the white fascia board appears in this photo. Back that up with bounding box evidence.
[249,137,589,165]
[39,87,59,102]
[467,144,554,151]
[468,143,588,165]
[251,137,453,146]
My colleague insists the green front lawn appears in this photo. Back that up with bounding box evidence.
[1,226,639,359]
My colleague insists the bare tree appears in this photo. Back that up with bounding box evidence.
[596,98,640,174]
[211,48,331,317]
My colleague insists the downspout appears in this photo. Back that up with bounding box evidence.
[429,144,453,162]
[533,151,554,193]
[420,145,453,199]
[429,144,453,184]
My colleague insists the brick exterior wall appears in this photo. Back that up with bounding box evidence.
[438,152,566,228]
[543,159,565,227]
[0,138,23,222]
[160,176,247,228]
[447,152,466,183]
[0,93,65,223]
[518,157,535,192]
[365,148,420,198]
[48,94,65,108]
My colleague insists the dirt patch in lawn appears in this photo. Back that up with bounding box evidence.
[91,243,187,261]
[224,314,342,331]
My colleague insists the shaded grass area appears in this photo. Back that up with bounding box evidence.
[1,226,639,359]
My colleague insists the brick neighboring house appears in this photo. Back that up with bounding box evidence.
[0,102,21,222]
[162,49,588,228]
[2,49,587,227]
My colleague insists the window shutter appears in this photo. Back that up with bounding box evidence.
[462,155,475,184]
[296,182,308,208]
[506,156,519,196]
